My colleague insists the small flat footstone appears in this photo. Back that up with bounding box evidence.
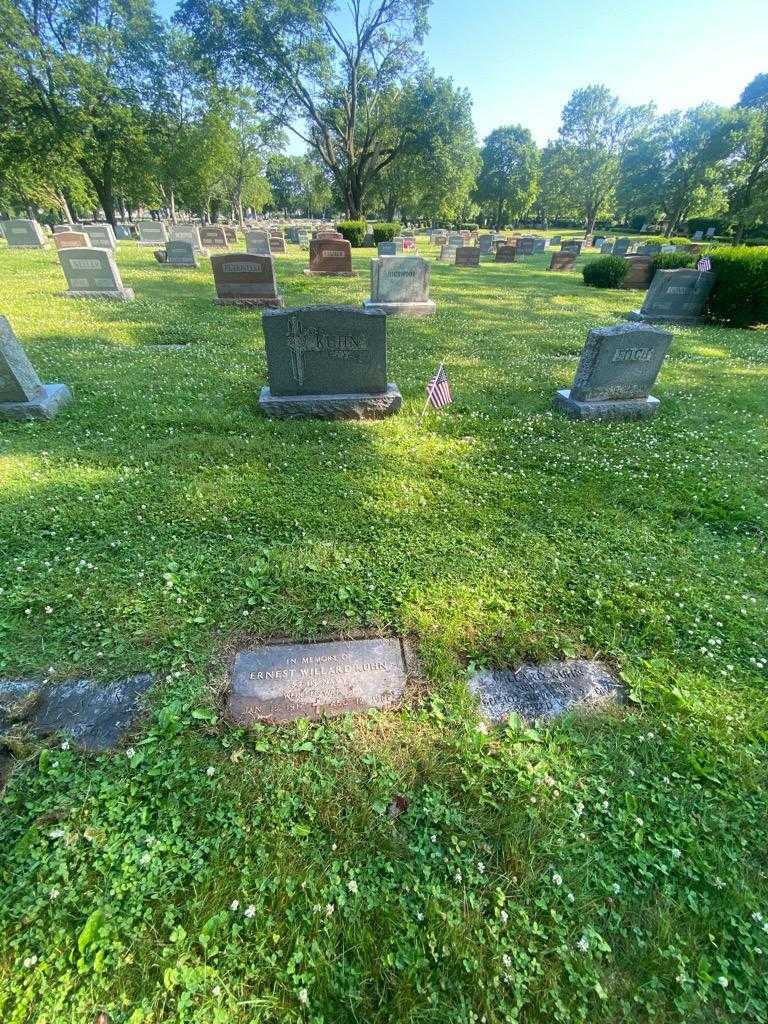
[469,659,621,722]
[227,638,407,724]
[0,674,153,750]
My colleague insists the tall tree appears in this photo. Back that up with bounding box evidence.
[0,0,164,226]
[554,85,653,235]
[729,74,768,242]
[177,0,442,218]
[474,125,539,229]
[266,154,332,216]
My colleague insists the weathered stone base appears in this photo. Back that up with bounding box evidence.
[64,288,135,301]
[554,388,660,421]
[259,383,402,420]
[214,296,284,308]
[362,299,436,317]
[303,269,358,277]
[626,310,704,325]
[0,383,72,421]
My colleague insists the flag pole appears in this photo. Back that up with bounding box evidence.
[421,361,445,416]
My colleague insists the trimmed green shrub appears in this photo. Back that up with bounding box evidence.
[744,237,768,247]
[372,222,400,245]
[650,252,697,275]
[336,220,367,247]
[637,235,690,247]
[582,255,628,289]
[687,216,726,236]
[707,246,768,327]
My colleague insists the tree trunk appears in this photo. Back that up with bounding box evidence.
[57,190,73,222]
[169,189,177,224]
[585,209,597,236]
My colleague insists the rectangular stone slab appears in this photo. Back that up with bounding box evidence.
[227,638,407,723]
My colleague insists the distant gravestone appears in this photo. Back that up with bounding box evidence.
[114,225,132,241]
[259,305,401,419]
[448,233,464,248]
[438,244,457,264]
[170,224,206,253]
[532,238,547,253]
[162,240,198,268]
[200,225,228,249]
[593,235,606,249]
[705,226,716,238]
[138,221,167,246]
[211,253,283,307]
[223,225,238,244]
[561,239,582,255]
[390,236,406,254]
[516,237,535,256]
[362,231,375,246]
[245,231,271,255]
[660,244,677,253]
[364,255,435,316]
[495,244,517,263]
[455,246,480,267]
[5,219,47,249]
[623,255,654,290]
[692,230,704,241]
[55,231,91,251]
[612,237,631,256]
[0,315,72,421]
[554,322,672,420]
[432,232,448,247]
[627,268,716,325]
[469,659,621,722]
[377,240,396,256]
[226,638,407,724]
[636,243,661,256]
[269,236,287,254]
[549,235,561,245]
[549,251,576,271]
[58,247,134,300]
[53,223,75,234]
[305,238,356,276]
[600,243,613,254]
[79,223,116,250]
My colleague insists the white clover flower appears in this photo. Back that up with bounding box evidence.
[325,903,335,917]
[502,953,512,967]
[126,747,136,758]
[230,900,239,911]
[430,834,437,843]
[244,904,256,918]
[60,741,70,751]
[49,888,60,900]
[477,862,485,874]
[298,988,309,1006]
[476,721,489,735]
[552,873,563,887]
[576,937,589,953]
[140,851,151,865]
[206,766,215,777]
[718,976,729,988]
[23,955,38,969]
[48,829,65,840]
[212,985,222,997]
[500,910,508,925]
[347,878,358,894]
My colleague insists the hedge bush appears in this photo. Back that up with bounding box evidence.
[582,255,628,289]
[372,222,400,245]
[650,252,697,275]
[636,235,690,247]
[707,246,768,327]
[335,220,367,247]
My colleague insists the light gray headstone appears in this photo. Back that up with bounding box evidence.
[245,231,271,256]
[692,230,704,241]
[170,224,205,252]
[364,255,435,316]
[5,219,47,248]
[114,225,132,241]
[138,221,167,245]
[0,315,72,420]
[58,247,134,300]
[79,223,116,250]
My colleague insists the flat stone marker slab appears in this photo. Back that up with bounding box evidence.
[58,247,134,300]
[469,659,620,723]
[211,253,283,307]
[495,244,517,263]
[5,219,48,248]
[554,321,672,421]
[364,255,435,316]
[55,231,91,250]
[0,674,153,750]
[627,267,715,325]
[259,304,401,419]
[455,246,480,268]
[549,251,576,271]
[227,639,407,724]
[0,315,72,421]
[305,238,357,276]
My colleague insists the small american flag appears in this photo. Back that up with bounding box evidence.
[425,363,452,409]
[697,256,712,272]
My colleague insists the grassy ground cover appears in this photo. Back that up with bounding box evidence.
[0,238,767,1024]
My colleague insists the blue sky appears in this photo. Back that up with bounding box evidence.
[157,0,768,151]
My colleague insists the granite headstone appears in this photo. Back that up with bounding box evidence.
[59,247,134,300]
[211,253,283,307]
[363,255,435,316]
[0,315,72,420]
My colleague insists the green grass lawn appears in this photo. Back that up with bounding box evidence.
[1,239,767,1024]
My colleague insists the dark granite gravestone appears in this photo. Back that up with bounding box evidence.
[226,639,407,724]
[200,225,228,248]
[364,255,435,316]
[469,659,620,722]
[305,238,356,276]
[554,322,672,420]
[561,239,582,255]
[600,242,613,254]
[549,251,576,271]
[5,219,48,248]
[627,268,715,325]
[612,237,632,256]
[636,243,661,256]
[478,234,493,255]
[163,240,199,268]
[455,246,480,267]
[516,237,535,256]
[211,253,283,307]
[705,226,716,238]
[532,237,547,253]
[0,315,72,421]
[362,231,375,246]
[622,255,654,290]
[378,241,396,256]
[549,235,561,245]
[58,247,134,300]
[259,305,401,419]
[0,674,153,750]
[54,231,91,250]
[137,221,167,246]
[495,244,517,263]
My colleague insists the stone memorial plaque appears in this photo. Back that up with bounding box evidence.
[200,225,228,248]
[59,247,134,300]
[377,241,396,256]
[495,244,517,263]
[79,223,116,250]
[561,239,582,255]
[437,244,457,264]
[516,237,535,256]
[211,253,282,307]
[469,659,620,722]
[627,268,715,325]
[259,304,401,418]
[269,236,287,254]
[622,255,654,290]
[163,240,199,268]
[227,638,407,724]
[55,231,91,250]
[554,322,672,420]
[549,251,576,271]
[0,315,72,420]
[478,234,493,254]
[5,219,47,249]
[138,221,168,245]
[364,255,435,316]
[305,238,356,276]
[612,237,631,256]
[170,224,205,252]
[455,246,480,267]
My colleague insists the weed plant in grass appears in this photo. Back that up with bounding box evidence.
[0,241,766,1023]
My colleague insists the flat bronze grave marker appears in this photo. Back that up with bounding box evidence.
[227,638,407,724]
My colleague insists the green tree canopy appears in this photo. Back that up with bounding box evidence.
[474,125,539,228]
